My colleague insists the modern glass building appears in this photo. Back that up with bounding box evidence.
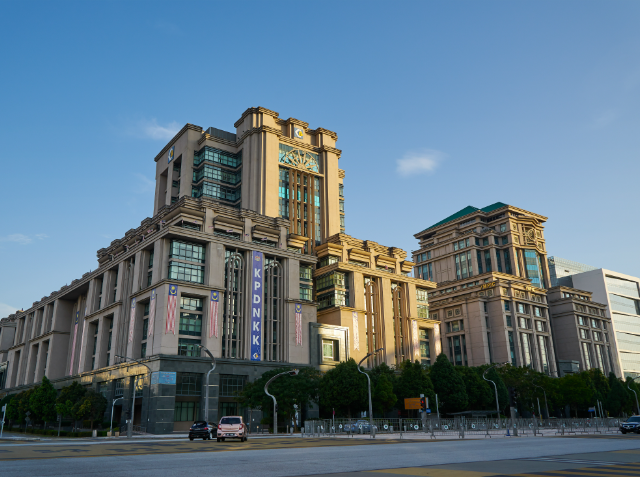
[548,256,598,287]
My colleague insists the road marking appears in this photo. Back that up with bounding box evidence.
[518,458,628,466]
[371,469,498,477]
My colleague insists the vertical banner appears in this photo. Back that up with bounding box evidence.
[148,289,156,338]
[250,251,263,361]
[433,322,442,355]
[69,311,79,375]
[128,298,136,343]
[352,311,360,351]
[209,290,219,338]
[412,320,420,361]
[166,284,178,334]
[295,303,302,346]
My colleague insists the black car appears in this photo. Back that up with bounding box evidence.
[189,421,218,441]
[620,416,640,434]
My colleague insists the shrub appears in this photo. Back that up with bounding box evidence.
[82,420,91,429]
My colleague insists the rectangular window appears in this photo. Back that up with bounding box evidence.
[593,331,602,341]
[521,333,533,368]
[595,344,605,371]
[582,342,592,369]
[178,338,201,357]
[506,315,512,327]
[533,306,543,317]
[114,378,125,397]
[179,312,202,336]
[485,251,492,273]
[419,329,430,366]
[535,320,546,332]
[519,317,530,329]
[176,372,202,396]
[322,339,338,361]
[477,251,483,274]
[417,304,429,318]
[169,262,205,284]
[580,328,589,339]
[504,301,510,312]
[508,331,516,365]
[496,249,503,272]
[454,251,473,279]
[140,342,147,359]
[577,316,585,326]
[538,335,549,374]
[300,284,313,300]
[591,319,599,328]
[170,241,205,263]
[219,375,246,397]
[174,401,198,422]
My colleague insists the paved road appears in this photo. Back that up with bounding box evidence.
[1,435,639,477]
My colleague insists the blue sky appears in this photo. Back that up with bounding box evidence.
[1,1,639,314]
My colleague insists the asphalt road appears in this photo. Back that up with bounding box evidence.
[1,435,640,477]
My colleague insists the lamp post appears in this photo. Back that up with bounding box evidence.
[110,397,122,436]
[264,369,299,435]
[357,347,384,438]
[483,364,501,419]
[628,376,640,415]
[116,355,151,438]
[197,345,217,423]
[531,381,549,419]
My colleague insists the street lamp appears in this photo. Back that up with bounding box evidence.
[357,347,384,438]
[531,381,549,420]
[116,355,151,438]
[197,345,217,423]
[482,364,501,419]
[628,376,640,415]
[110,397,122,436]
[264,369,299,435]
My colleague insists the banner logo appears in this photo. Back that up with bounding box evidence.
[250,251,264,361]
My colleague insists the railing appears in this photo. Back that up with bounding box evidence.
[301,417,623,438]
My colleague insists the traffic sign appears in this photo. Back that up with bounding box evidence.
[425,409,431,414]
[404,398,422,410]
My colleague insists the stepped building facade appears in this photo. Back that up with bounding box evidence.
[0,107,435,432]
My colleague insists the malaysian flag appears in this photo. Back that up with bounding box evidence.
[352,311,360,351]
[209,291,219,338]
[69,311,79,375]
[148,289,156,338]
[295,303,302,346]
[128,297,136,343]
[166,284,178,334]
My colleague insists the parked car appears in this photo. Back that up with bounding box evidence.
[189,421,218,441]
[217,416,248,442]
[345,420,378,433]
[620,416,640,434]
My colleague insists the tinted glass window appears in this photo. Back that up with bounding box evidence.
[627,417,640,423]
[220,417,241,425]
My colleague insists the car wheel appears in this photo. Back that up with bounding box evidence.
[222,438,225,442]
[621,430,627,434]
[217,438,221,442]
[189,437,194,441]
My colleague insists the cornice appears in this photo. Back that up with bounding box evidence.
[318,145,342,157]
[338,169,345,179]
[28,330,70,343]
[311,127,338,140]
[236,125,284,145]
[234,106,280,128]
[197,133,238,149]
[84,301,123,321]
[153,123,204,163]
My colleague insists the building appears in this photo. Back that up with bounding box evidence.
[568,269,640,379]
[548,256,598,287]
[546,286,619,377]
[413,203,557,374]
[0,106,433,431]
[313,234,438,371]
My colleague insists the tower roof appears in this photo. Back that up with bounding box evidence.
[417,202,509,235]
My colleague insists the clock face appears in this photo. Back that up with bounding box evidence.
[294,127,303,139]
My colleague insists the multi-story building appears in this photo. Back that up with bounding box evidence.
[0,106,433,431]
[548,256,598,287]
[413,203,557,374]
[566,269,640,379]
[547,286,619,377]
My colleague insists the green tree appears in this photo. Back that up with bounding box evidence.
[626,377,640,415]
[6,389,35,425]
[76,390,108,429]
[456,366,492,411]
[605,373,630,417]
[29,376,58,424]
[372,373,397,415]
[558,372,594,417]
[429,354,468,414]
[240,367,321,430]
[395,360,435,410]
[55,381,87,423]
[481,366,509,414]
[319,359,367,418]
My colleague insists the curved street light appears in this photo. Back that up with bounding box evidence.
[628,376,640,415]
[115,355,151,438]
[264,369,299,435]
[531,381,549,419]
[482,364,501,419]
[358,348,384,438]
[197,345,217,423]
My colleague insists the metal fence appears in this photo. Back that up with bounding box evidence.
[302,417,623,438]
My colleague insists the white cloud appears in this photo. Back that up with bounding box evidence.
[396,149,445,176]
[0,233,48,245]
[0,302,20,317]
[139,119,181,140]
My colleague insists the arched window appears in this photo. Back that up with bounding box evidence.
[264,258,284,362]
[223,250,244,359]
